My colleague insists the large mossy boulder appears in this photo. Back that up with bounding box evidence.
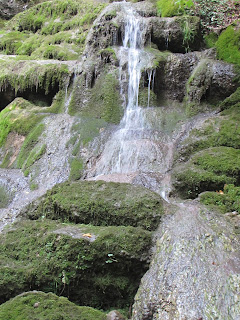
[25,180,164,230]
[0,219,152,308]
[0,291,107,320]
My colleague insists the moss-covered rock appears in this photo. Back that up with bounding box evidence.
[25,180,163,231]
[0,291,107,320]
[220,87,240,111]
[0,59,69,95]
[200,184,240,214]
[69,70,123,124]
[0,98,45,148]
[0,219,152,309]
[0,184,11,207]
[173,147,240,198]
[216,24,240,67]
[175,88,240,161]
[185,58,237,113]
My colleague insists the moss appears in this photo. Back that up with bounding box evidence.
[173,147,240,198]
[17,123,45,169]
[30,183,39,191]
[26,180,163,231]
[138,87,157,107]
[71,117,107,147]
[220,87,240,110]
[156,0,194,17]
[23,143,47,176]
[0,31,28,55]
[0,59,69,94]
[5,0,106,60]
[204,32,218,48]
[216,25,240,67]
[0,99,45,148]
[181,16,198,52]
[186,59,211,103]
[145,47,170,68]
[69,158,84,181]
[100,47,117,62]
[178,91,240,160]
[200,184,240,213]
[0,291,107,320]
[0,185,11,208]
[75,72,123,124]
[0,219,152,309]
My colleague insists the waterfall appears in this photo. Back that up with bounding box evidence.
[91,6,161,178]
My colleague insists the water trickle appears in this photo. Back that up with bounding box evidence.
[147,69,155,108]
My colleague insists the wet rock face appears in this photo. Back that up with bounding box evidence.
[154,51,237,103]
[132,203,240,319]
[0,0,28,19]
[154,52,200,101]
[150,16,202,53]
[186,59,237,104]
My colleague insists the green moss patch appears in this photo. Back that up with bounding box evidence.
[0,99,45,148]
[0,59,69,94]
[220,87,240,110]
[0,31,28,55]
[69,71,123,124]
[0,219,152,309]
[177,89,240,160]
[0,291,107,320]
[156,0,194,17]
[173,147,240,198]
[200,184,240,214]
[216,25,240,67]
[69,158,84,181]
[26,180,163,231]
[0,185,11,208]
[1,0,106,60]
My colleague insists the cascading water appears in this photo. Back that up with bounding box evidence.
[89,5,172,184]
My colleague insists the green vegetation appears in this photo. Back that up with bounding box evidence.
[138,87,157,107]
[216,25,240,67]
[0,0,106,60]
[0,99,45,148]
[0,219,152,309]
[26,180,163,231]
[200,184,240,213]
[0,59,69,94]
[173,146,240,198]
[181,16,198,52]
[0,186,10,208]
[178,88,240,159]
[156,0,194,17]
[204,32,218,48]
[69,158,84,181]
[70,71,123,124]
[0,291,107,320]
[17,123,45,170]
[22,143,47,176]
[0,31,28,55]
